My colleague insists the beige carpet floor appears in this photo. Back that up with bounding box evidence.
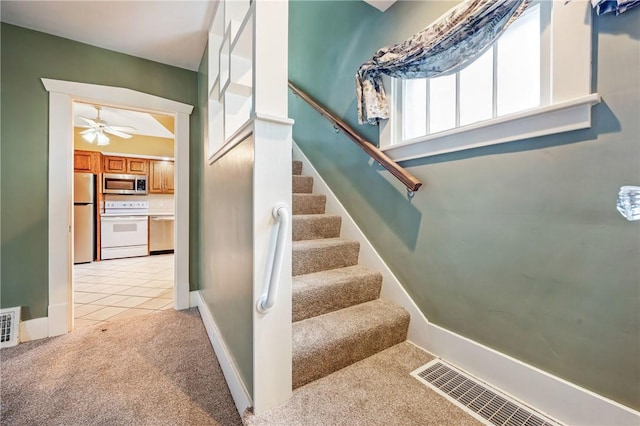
[0,308,242,426]
[244,341,480,426]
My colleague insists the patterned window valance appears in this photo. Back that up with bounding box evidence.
[356,0,531,125]
[591,0,640,15]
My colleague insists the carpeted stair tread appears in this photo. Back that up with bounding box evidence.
[292,299,410,389]
[293,175,314,194]
[292,214,341,241]
[293,265,382,322]
[292,238,359,276]
[292,161,303,176]
[293,194,326,215]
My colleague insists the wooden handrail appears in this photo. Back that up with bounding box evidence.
[288,81,422,193]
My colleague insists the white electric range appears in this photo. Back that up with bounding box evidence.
[101,201,149,260]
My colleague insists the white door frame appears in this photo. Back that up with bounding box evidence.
[42,78,193,336]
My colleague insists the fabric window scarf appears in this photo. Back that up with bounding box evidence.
[356,0,531,125]
[591,0,640,15]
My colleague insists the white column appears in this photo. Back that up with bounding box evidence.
[251,0,293,414]
[48,91,73,337]
[174,112,191,310]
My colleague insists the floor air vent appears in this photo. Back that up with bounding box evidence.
[411,360,562,426]
[0,307,21,348]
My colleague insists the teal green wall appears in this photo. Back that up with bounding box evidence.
[290,1,640,410]
[0,23,200,320]
[197,47,255,396]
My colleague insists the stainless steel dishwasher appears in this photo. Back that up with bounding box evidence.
[149,215,174,254]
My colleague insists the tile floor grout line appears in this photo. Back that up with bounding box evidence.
[72,254,175,329]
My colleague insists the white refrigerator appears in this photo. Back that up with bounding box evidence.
[74,173,95,264]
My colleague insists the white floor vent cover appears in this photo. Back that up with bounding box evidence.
[411,360,562,426]
[0,307,21,348]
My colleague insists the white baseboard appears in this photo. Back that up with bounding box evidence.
[190,290,252,416]
[189,291,199,308]
[19,317,49,342]
[292,142,640,426]
[426,323,640,425]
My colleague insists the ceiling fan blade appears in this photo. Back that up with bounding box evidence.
[105,127,133,139]
[78,116,97,127]
[108,125,136,133]
[79,128,96,135]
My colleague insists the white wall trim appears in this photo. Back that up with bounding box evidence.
[190,290,252,417]
[41,79,194,114]
[293,141,639,425]
[253,112,295,126]
[380,93,601,162]
[173,112,191,310]
[292,143,432,350]
[426,323,640,426]
[42,78,192,337]
[19,317,49,343]
[47,303,69,337]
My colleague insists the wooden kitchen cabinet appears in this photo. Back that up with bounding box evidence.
[149,160,174,194]
[74,150,101,174]
[128,158,148,174]
[103,156,148,175]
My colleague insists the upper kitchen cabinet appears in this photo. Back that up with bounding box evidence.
[149,160,174,194]
[74,150,101,174]
[127,158,148,175]
[103,156,148,175]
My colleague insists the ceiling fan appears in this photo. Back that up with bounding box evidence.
[78,106,136,146]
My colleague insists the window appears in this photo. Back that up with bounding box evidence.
[380,1,600,162]
[401,5,541,141]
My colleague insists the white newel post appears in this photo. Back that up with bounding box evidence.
[207,0,292,414]
[252,0,293,414]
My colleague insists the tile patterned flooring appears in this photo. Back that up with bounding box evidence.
[73,254,174,329]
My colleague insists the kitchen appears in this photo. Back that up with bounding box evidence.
[72,103,176,328]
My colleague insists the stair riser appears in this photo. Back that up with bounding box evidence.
[292,161,303,176]
[292,215,341,241]
[292,312,409,389]
[293,194,326,215]
[292,242,359,276]
[293,274,382,322]
[293,176,313,194]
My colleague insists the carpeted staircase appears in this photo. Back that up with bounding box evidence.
[291,160,411,389]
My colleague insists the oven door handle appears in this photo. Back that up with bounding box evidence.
[101,216,148,222]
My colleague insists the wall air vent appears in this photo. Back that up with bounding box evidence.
[411,360,562,426]
[0,307,21,348]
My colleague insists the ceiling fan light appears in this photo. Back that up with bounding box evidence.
[96,131,110,146]
[82,131,97,143]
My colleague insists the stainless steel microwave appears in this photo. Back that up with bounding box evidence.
[103,173,148,195]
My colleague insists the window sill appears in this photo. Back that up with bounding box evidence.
[380,93,601,162]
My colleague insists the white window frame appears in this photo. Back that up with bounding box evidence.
[379,0,601,162]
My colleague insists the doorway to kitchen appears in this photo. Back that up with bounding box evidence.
[73,254,174,327]
[72,101,178,328]
[43,78,193,338]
